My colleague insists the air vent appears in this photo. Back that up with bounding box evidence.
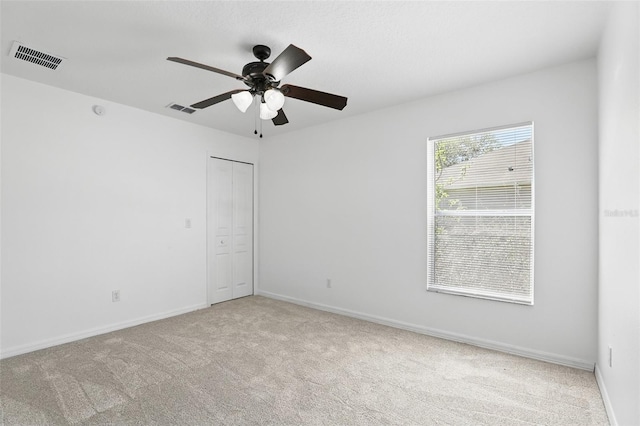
[9,41,65,70]
[166,103,196,114]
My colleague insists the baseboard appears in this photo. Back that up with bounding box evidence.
[595,363,618,426]
[1,303,208,359]
[256,290,595,371]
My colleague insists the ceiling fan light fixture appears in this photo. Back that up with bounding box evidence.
[264,88,285,111]
[231,91,253,113]
[259,102,278,120]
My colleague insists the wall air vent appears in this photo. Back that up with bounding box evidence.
[9,41,65,70]
[166,103,196,114]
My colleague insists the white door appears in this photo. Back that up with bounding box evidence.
[207,158,254,305]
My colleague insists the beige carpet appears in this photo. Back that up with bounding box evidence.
[1,296,608,425]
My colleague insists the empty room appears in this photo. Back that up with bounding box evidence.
[1,1,638,425]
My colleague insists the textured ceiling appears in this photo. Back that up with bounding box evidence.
[1,1,612,139]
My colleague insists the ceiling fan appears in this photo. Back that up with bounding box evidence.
[167,44,347,136]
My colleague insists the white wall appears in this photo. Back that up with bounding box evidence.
[597,2,640,425]
[259,59,599,369]
[1,74,259,358]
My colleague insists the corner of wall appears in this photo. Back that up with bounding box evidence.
[595,363,618,426]
[596,1,640,425]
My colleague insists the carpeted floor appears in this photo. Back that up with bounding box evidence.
[1,296,608,425]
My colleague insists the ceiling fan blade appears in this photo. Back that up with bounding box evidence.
[191,89,245,109]
[263,45,312,81]
[167,57,246,81]
[272,109,289,126]
[281,84,348,110]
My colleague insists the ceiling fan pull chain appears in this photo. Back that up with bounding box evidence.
[251,95,262,138]
[254,96,259,136]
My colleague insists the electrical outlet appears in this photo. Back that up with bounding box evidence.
[326,278,332,288]
[112,290,120,302]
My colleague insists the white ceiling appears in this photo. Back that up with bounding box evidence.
[1,1,612,139]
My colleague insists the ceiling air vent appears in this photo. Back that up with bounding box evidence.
[9,41,65,70]
[166,103,196,114]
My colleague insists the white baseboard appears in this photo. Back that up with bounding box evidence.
[1,303,208,359]
[257,290,595,371]
[595,364,618,426]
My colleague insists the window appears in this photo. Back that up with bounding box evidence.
[427,123,534,304]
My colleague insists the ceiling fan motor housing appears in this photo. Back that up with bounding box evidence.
[242,60,279,92]
[242,61,269,79]
[241,45,281,92]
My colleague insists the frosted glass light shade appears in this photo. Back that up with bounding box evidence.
[260,102,278,120]
[231,91,253,113]
[264,89,285,111]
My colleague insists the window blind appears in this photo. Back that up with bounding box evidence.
[427,123,534,304]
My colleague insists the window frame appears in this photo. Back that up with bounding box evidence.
[426,122,535,305]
